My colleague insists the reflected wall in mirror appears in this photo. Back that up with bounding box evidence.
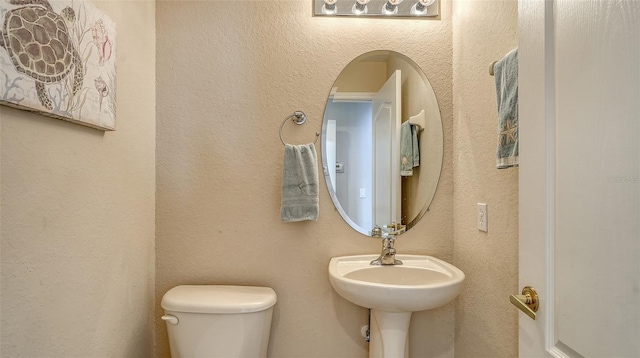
[321,50,443,236]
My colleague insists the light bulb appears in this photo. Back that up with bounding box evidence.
[410,0,434,15]
[410,2,426,15]
[382,0,402,15]
[322,0,338,15]
[352,0,370,15]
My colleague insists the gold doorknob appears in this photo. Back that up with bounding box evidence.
[509,286,539,320]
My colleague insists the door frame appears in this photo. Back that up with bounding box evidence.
[518,0,557,355]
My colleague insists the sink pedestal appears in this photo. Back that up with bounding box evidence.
[369,310,411,358]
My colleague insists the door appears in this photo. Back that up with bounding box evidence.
[518,0,640,356]
[326,119,337,194]
[372,70,402,228]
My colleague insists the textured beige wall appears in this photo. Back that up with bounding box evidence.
[156,1,453,357]
[451,0,519,357]
[333,61,387,93]
[0,1,156,356]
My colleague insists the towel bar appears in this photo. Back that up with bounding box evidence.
[279,111,320,146]
[489,60,497,76]
[408,109,425,131]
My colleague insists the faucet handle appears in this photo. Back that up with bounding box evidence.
[371,225,383,238]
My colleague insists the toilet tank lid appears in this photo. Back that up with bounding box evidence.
[161,285,277,314]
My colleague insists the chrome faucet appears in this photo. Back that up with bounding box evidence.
[370,224,404,266]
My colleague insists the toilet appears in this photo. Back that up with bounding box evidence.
[161,285,277,358]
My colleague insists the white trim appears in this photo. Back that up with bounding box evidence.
[544,0,557,355]
[332,91,376,102]
[518,0,553,355]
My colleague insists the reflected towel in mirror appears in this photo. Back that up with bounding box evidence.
[401,121,420,176]
[281,143,319,222]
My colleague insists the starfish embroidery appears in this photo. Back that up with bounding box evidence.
[499,119,518,145]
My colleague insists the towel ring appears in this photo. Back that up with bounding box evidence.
[279,111,320,146]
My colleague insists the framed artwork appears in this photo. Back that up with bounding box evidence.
[0,0,116,130]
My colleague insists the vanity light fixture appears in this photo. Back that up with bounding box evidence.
[313,0,438,18]
[352,0,370,15]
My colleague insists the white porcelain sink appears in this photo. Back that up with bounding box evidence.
[328,254,465,358]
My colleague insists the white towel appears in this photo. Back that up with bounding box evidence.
[280,143,319,222]
[495,48,519,169]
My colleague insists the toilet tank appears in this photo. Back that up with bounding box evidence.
[161,285,277,358]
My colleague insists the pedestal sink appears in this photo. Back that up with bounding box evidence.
[328,255,465,358]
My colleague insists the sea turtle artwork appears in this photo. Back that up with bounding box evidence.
[0,0,117,130]
[0,0,82,110]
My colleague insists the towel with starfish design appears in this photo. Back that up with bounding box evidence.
[494,49,519,169]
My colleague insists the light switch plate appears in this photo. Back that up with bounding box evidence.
[477,203,488,232]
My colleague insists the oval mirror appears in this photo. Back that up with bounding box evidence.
[321,50,443,236]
